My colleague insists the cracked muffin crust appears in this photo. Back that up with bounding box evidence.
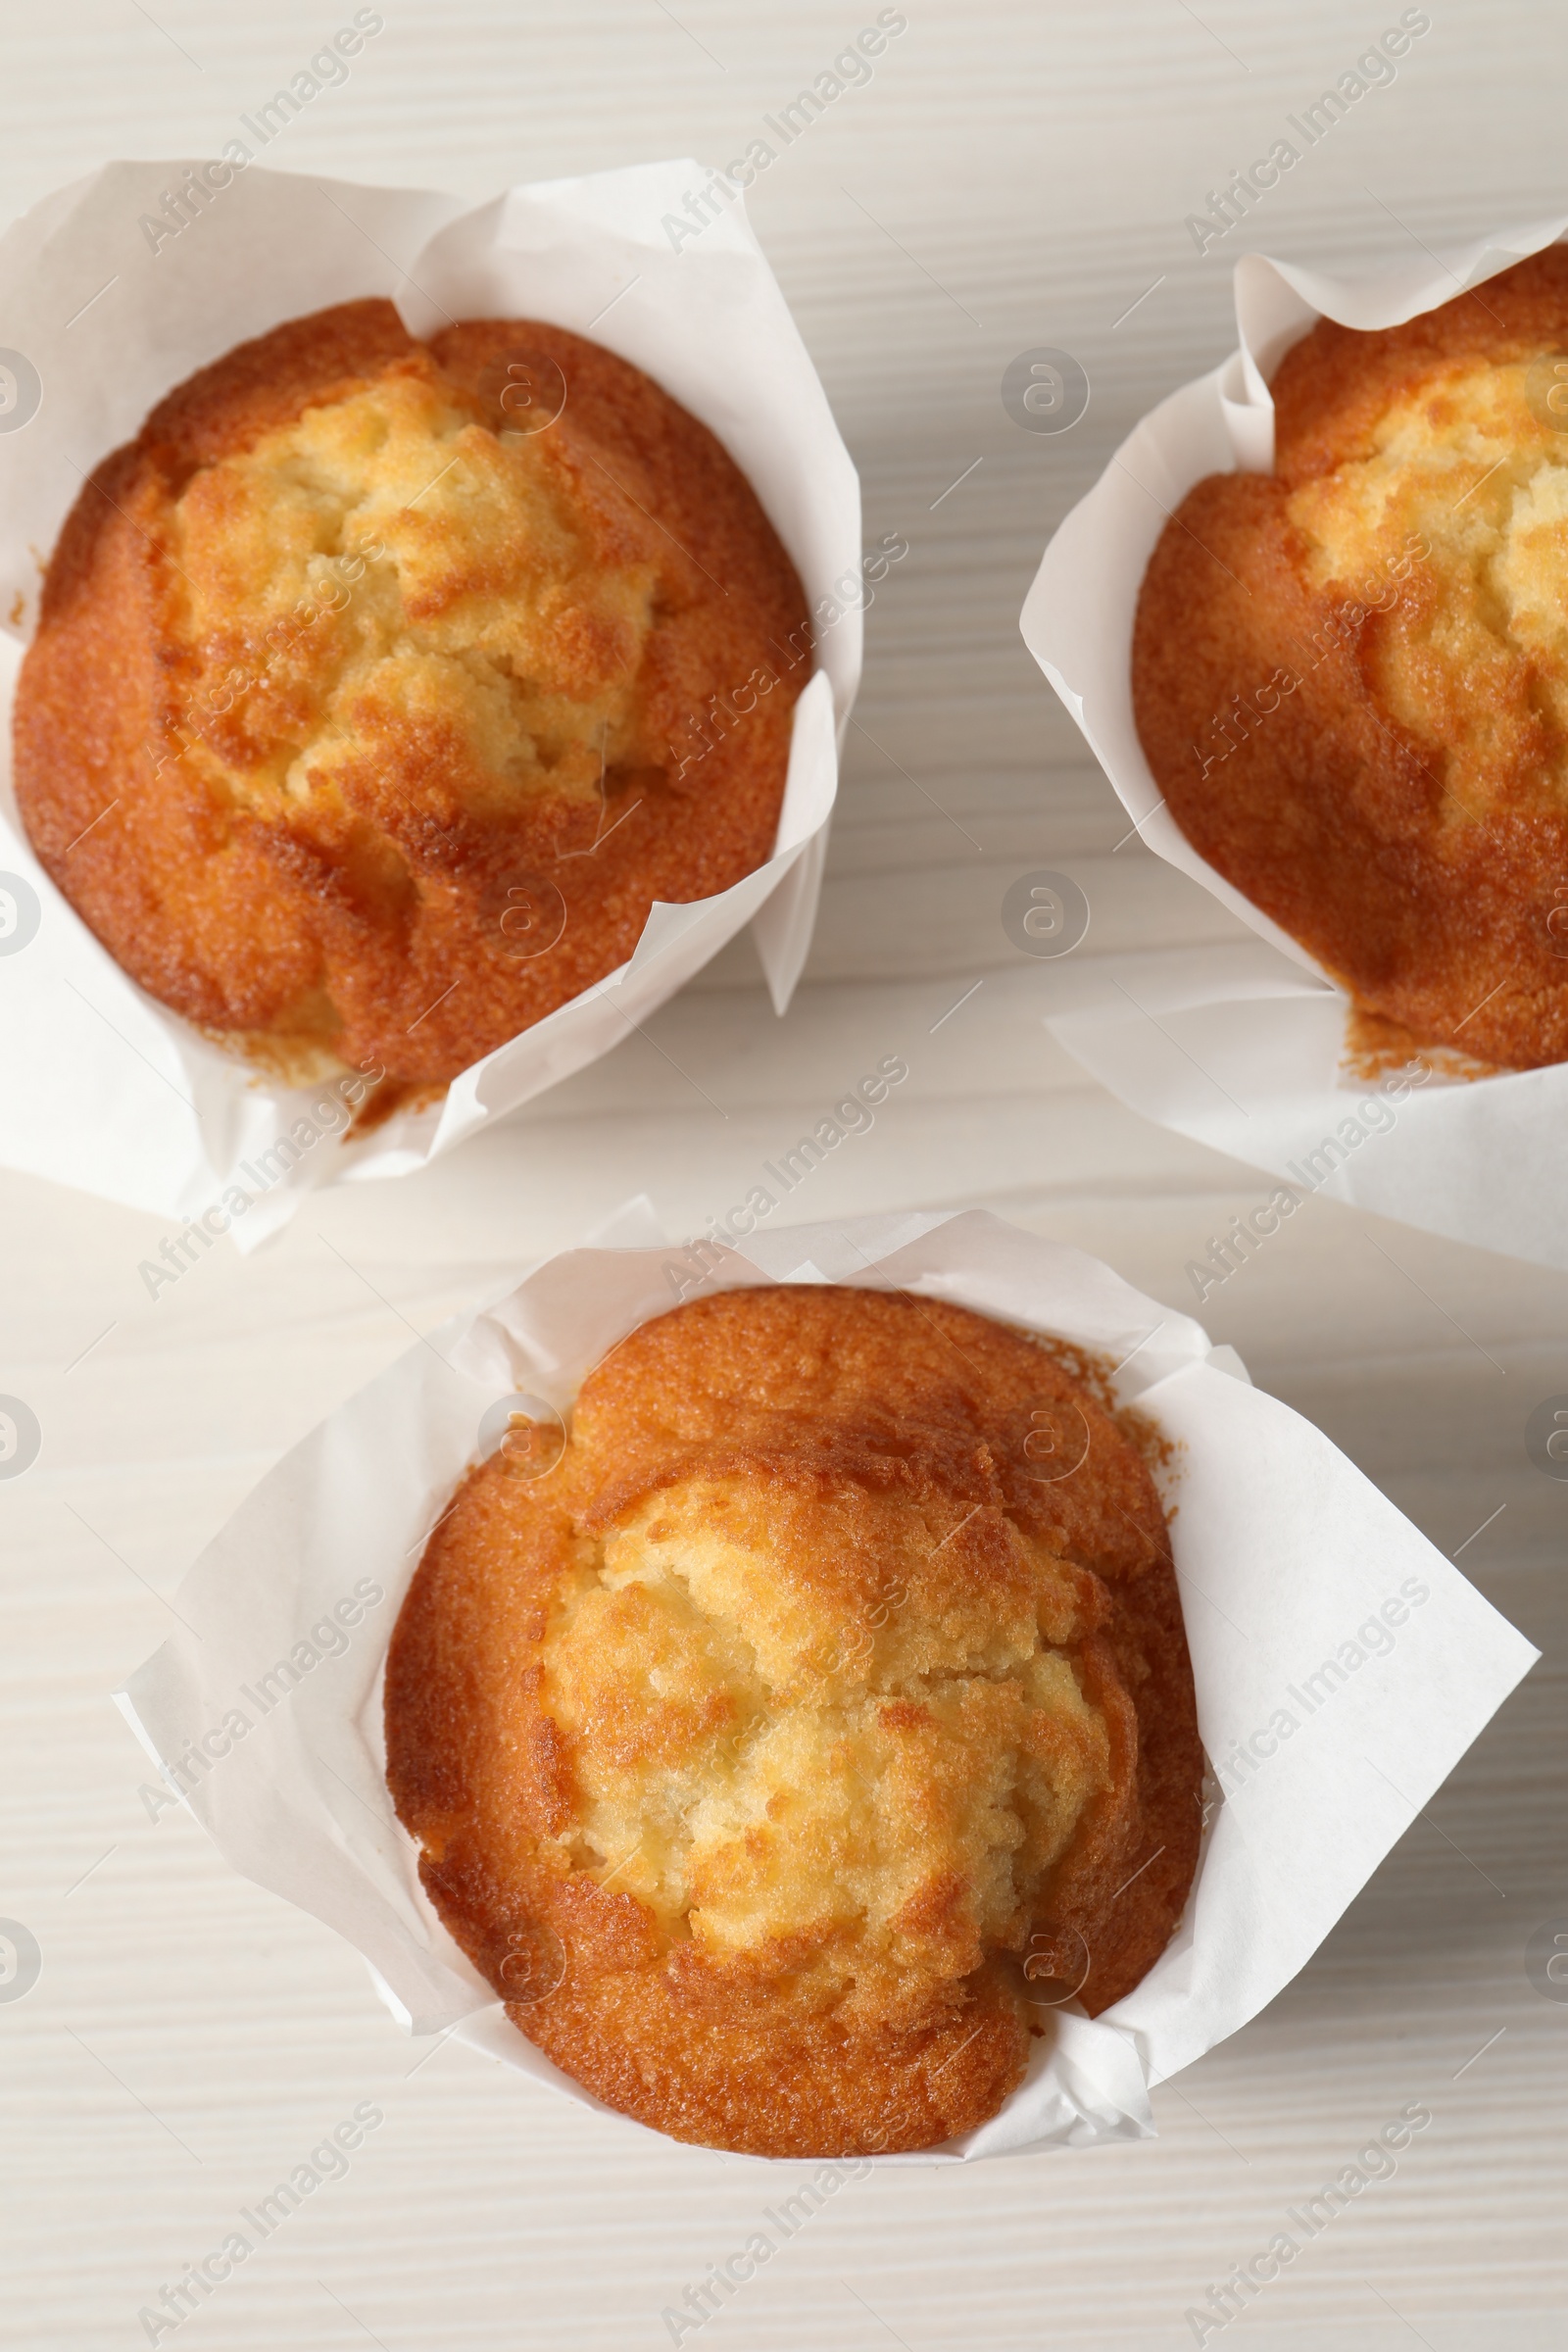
[14,300,808,1099]
[385,1284,1200,2156]
[1132,246,1568,1068]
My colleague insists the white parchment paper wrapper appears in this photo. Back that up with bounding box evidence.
[0,160,859,1245]
[114,1204,1537,2165]
[1021,213,1568,1271]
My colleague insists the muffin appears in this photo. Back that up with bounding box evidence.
[13,300,808,1106]
[385,1284,1201,2157]
[1132,245,1568,1070]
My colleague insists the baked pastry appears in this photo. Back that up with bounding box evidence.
[1132,246,1568,1069]
[14,300,808,1106]
[385,1284,1200,2157]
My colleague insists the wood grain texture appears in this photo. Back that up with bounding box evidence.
[0,5,1563,2347]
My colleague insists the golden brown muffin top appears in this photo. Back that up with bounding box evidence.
[1132,244,1568,1068]
[386,1285,1200,2157]
[14,301,808,1102]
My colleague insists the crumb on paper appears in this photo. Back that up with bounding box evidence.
[347,1075,445,1136]
[1341,1002,1509,1086]
[199,1024,446,1136]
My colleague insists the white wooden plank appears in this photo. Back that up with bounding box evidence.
[0,6,1563,2346]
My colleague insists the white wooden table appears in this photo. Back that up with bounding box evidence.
[1,5,1564,2346]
